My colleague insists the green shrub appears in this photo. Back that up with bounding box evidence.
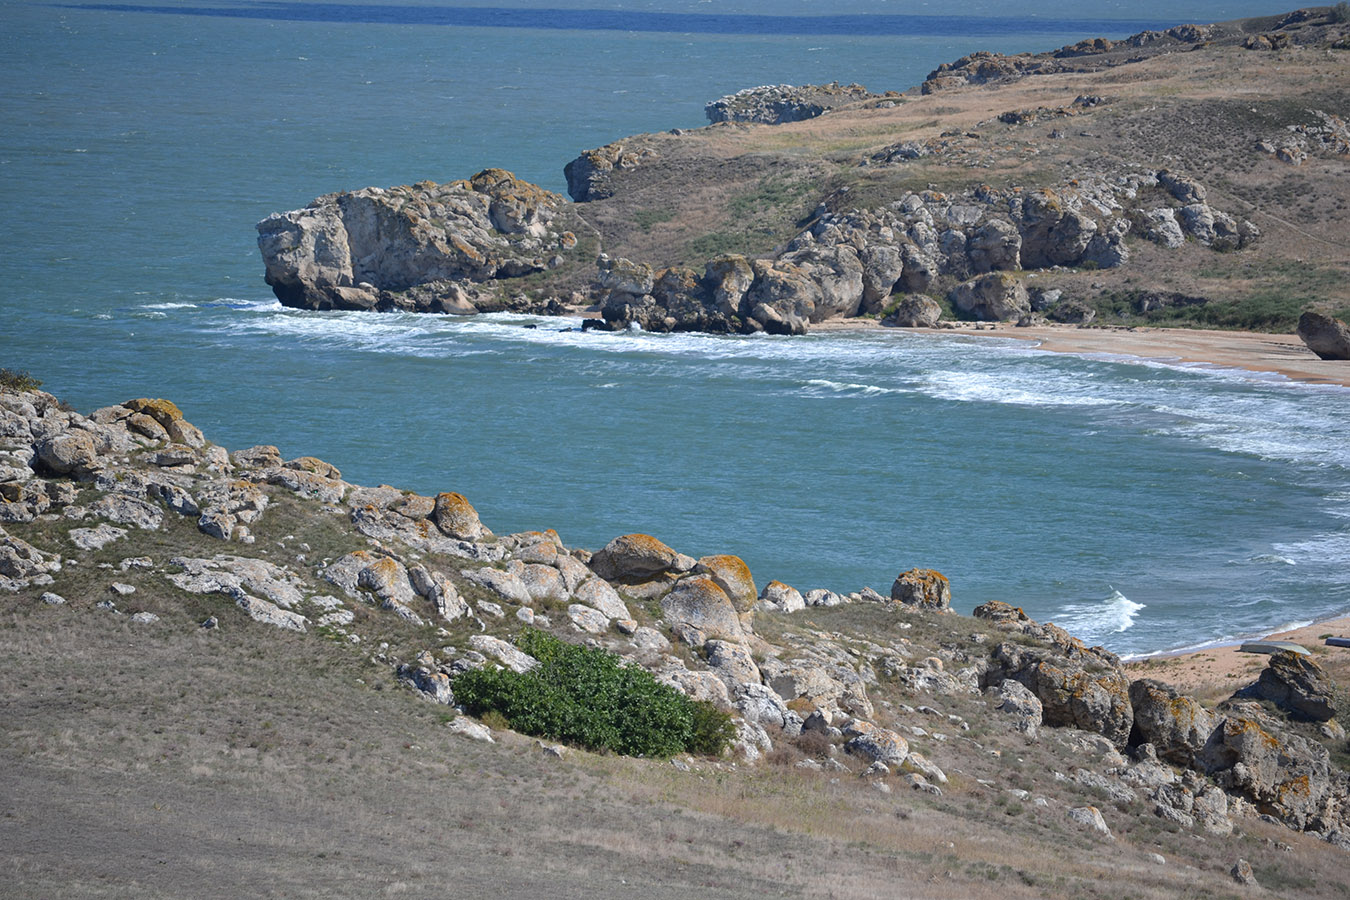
[453,629,735,758]
[0,368,42,392]
[1333,2,1349,25]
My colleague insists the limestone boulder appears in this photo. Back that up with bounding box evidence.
[1253,650,1338,722]
[459,566,532,607]
[703,255,755,317]
[743,259,820,334]
[34,431,100,479]
[659,574,744,640]
[1198,714,1337,830]
[257,170,577,310]
[988,640,1133,749]
[948,272,1029,321]
[589,533,682,582]
[573,576,629,620]
[1297,311,1350,360]
[780,244,865,321]
[890,569,952,611]
[756,580,805,613]
[1128,679,1216,766]
[432,492,488,541]
[695,554,756,612]
[882,294,941,328]
[705,639,762,687]
[858,244,904,314]
[993,678,1043,738]
[967,218,1022,272]
[843,720,909,767]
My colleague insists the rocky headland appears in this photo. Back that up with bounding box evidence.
[257,7,1349,346]
[4,374,1350,896]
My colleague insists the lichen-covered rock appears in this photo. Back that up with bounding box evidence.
[705,639,762,687]
[1198,714,1337,830]
[573,576,629,620]
[994,678,1043,738]
[432,492,487,541]
[589,533,682,582]
[756,580,805,613]
[567,603,610,634]
[890,569,951,611]
[660,574,745,640]
[459,566,532,607]
[34,431,100,479]
[1253,651,1339,722]
[563,142,658,202]
[695,554,756,612]
[989,640,1133,749]
[1128,678,1216,766]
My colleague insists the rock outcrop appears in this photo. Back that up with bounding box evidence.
[704,82,883,125]
[1298,311,1350,360]
[256,169,582,312]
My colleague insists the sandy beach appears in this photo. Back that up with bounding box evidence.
[896,321,1350,388]
[1125,616,1350,704]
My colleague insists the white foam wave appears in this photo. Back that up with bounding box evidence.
[919,370,1120,408]
[801,379,909,397]
[140,302,197,310]
[1053,587,1146,639]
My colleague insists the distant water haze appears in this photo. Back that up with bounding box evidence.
[3,0,1343,654]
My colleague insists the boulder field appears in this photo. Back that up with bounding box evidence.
[3,379,1348,854]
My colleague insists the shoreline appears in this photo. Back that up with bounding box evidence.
[1124,614,1350,701]
[893,321,1350,389]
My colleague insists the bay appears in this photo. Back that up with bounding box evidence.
[2,0,1344,654]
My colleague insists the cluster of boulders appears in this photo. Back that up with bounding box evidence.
[563,141,661,202]
[590,168,1257,334]
[920,25,1214,93]
[703,82,886,125]
[1257,108,1350,166]
[973,599,1349,840]
[256,168,583,312]
[6,379,1348,849]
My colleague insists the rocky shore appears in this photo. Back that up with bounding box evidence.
[4,377,1349,895]
[256,8,1349,346]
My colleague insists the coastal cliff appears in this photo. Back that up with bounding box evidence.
[4,374,1349,895]
[257,8,1349,336]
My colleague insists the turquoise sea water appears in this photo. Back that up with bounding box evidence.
[3,0,1346,655]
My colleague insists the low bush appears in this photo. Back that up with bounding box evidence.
[453,629,735,758]
[0,368,42,392]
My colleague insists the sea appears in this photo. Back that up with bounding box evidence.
[3,0,1347,656]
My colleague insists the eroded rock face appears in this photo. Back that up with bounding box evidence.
[1198,713,1340,830]
[987,638,1133,749]
[256,169,580,311]
[1253,651,1339,722]
[695,555,756,612]
[1129,679,1216,767]
[1297,311,1350,360]
[882,294,941,328]
[948,272,1029,321]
